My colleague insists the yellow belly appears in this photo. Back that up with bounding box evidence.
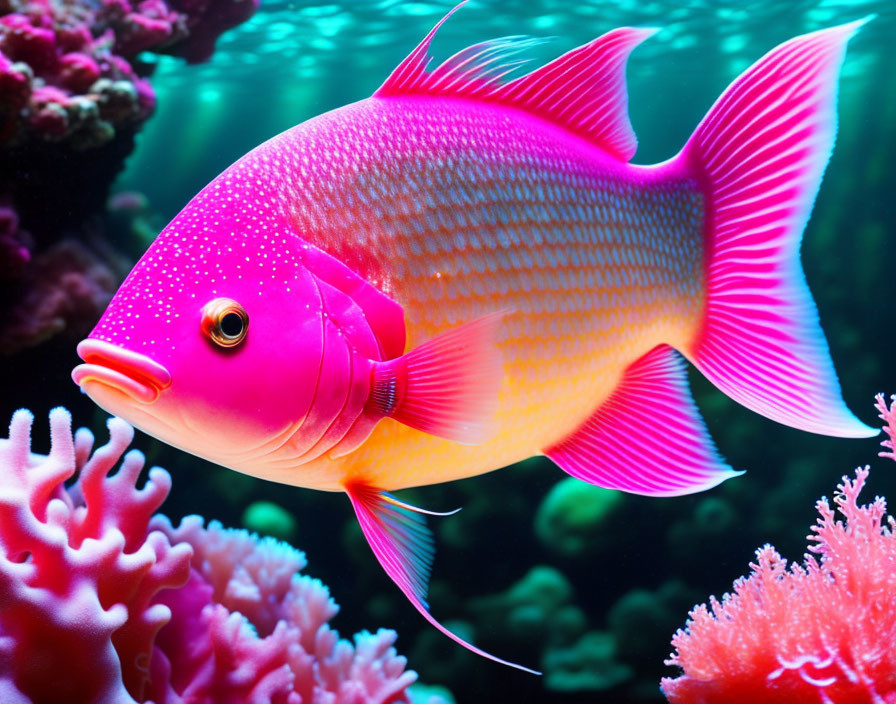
[346,305,698,490]
[251,109,706,492]
[273,265,701,492]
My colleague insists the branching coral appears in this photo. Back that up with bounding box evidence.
[662,396,896,704]
[149,516,417,704]
[0,407,190,703]
[0,407,425,704]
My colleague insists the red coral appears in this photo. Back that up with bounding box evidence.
[877,393,895,461]
[662,409,896,704]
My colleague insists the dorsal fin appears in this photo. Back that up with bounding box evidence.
[374,2,657,162]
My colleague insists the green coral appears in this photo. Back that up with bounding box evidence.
[407,682,456,704]
[535,477,624,557]
[543,631,633,692]
[469,566,587,646]
[241,500,297,541]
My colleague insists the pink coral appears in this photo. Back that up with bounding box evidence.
[662,405,896,703]
[877,393,895,461]
[0,408,425,703]
[0,407,191,703]
[0,2,157,147]
[147,517,417,704]
[0,0,259,145]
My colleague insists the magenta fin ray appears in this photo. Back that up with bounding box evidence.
[370,311,506,445]
[374,2,655,161]
[545,345,740,497]
[346,483,540,674]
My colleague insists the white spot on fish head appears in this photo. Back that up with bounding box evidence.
[83,168,328,464]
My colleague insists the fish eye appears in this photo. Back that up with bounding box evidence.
[201,298,249,348]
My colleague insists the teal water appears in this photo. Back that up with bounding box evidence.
[120,0,893,219]
[6,1,896,701]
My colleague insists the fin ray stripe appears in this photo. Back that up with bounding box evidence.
[375,3,656,161]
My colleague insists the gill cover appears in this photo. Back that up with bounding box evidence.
[291,243,507,461]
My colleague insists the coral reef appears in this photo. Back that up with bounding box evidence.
[0,238,120,352]
[0,4,887,703]
[0,407,189,704]
[0,0,258,354]
[150,515,417,704]
[0,407,428,703]
[661,396,896,703]
[0,0,259,148]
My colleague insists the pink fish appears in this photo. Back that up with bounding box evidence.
[72,4,875,672]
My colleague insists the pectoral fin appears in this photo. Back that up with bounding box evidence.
[345,482,540,674]
[368,311,506,445]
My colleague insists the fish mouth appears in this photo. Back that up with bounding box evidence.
[72,339,172,404]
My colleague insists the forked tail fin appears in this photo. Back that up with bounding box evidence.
[680,18,876,438]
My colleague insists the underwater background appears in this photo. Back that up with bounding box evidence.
[1,0,895,701]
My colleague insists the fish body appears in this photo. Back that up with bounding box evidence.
[73,5,875,671]
[302,98,704,491]
[129,96,704,491]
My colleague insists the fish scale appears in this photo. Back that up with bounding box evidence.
[230,97,707,489]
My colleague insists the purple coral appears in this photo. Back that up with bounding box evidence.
[0,408,425,703]
[0,202,29,277]
[0,0,258,354]
[0,239,119,352]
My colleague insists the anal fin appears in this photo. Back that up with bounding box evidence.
[345,482,540,674]
[545,345,741,496]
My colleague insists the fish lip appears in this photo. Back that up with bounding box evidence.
[72,339,171,404]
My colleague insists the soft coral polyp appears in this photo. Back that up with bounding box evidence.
[662,395,896,704]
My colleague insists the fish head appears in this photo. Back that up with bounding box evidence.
[72,217,332,467]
